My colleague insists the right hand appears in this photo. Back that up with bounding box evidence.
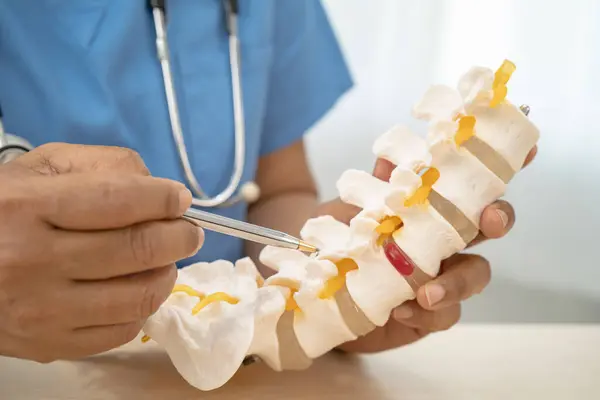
[0,143,204,363]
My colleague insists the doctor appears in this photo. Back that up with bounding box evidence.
[0,1,536,362]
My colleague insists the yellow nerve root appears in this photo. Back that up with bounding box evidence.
[319,259,359,300]
[172,284,204,298]
[285,293,300,311]
[143,284,240,343]
[192,292,239,315]
[454,115,477,146]
[404,167,440,207]
[375,216,403,246]
[267,278,301,311]
[376,216,403,234]
[490,59,516,107]
[142,284,206,343]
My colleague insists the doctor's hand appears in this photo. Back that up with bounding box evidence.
[317,146,537,353]
[0,143,203,363]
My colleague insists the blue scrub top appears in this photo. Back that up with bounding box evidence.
[0,0,353,266]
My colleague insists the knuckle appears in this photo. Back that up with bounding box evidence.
[163,264,177,290]
[470,255,492,294]
[115,148,149,175]
[137,282,157,320]
[28,145,67,175]
[452,272,469,299]
[33,351,59,364]
[478,256,492,285]
[34,143,66,161]
[32,355,55,364]
[435,305,461,332]
[146,267,176,317]
[181,222,203,257]
[91,324,143,354]
[447,254,490,299]
[450,305,462,327]
[443,306,462,330]
[164,185,184,218]
[133,266,176,320]
[118,322,143,345]
[128,224,156,268]
[118,147,140,160]
[37,142,64,152]
[463,254,492,294]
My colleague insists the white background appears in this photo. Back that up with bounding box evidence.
[306,0,599,322]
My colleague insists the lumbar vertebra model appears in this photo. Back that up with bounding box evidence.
[141,60,539,391]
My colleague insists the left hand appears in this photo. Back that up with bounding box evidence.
[316,146,538,353]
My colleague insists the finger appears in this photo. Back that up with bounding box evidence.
[392,302,461,332]
[19,143,150,176]
[63,321,145,360]
[57,220,203,280]
[479,200,515,238]
[65,264,177,328]
[466,200,516,248]
[373,158,396,182]
[336,322,425,353]
[38,173,192,230]
[522,145,537,169]
[415,254,491,310]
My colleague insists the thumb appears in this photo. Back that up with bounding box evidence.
[373,158,396,182]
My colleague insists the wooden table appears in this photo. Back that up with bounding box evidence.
[1,324,599,399]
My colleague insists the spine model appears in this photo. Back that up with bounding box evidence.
[142,61,540,391]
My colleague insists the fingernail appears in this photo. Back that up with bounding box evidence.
[425,284,446,306]
[179,188,193,214]
[393,305,413,320]
[496,209,509,228]
[194,228,205,253]
[185,227,205,258]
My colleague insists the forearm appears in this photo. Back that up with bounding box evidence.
[245,191,318,276]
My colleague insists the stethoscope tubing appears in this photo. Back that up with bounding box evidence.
[151,0,251,208]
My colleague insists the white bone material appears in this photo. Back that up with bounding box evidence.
[142,259,258,391]
[142,61,539,392]
[470,102,540,172]
[428,128,507,227]
[388,200,466,277]
[246,284,287,371]
[343,227,416,326]
[372,125,432,170]
[263,247,358,359]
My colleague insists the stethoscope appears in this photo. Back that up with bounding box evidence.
[0,0,260,209]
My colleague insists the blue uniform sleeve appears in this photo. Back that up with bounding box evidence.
[259,0,354,156]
